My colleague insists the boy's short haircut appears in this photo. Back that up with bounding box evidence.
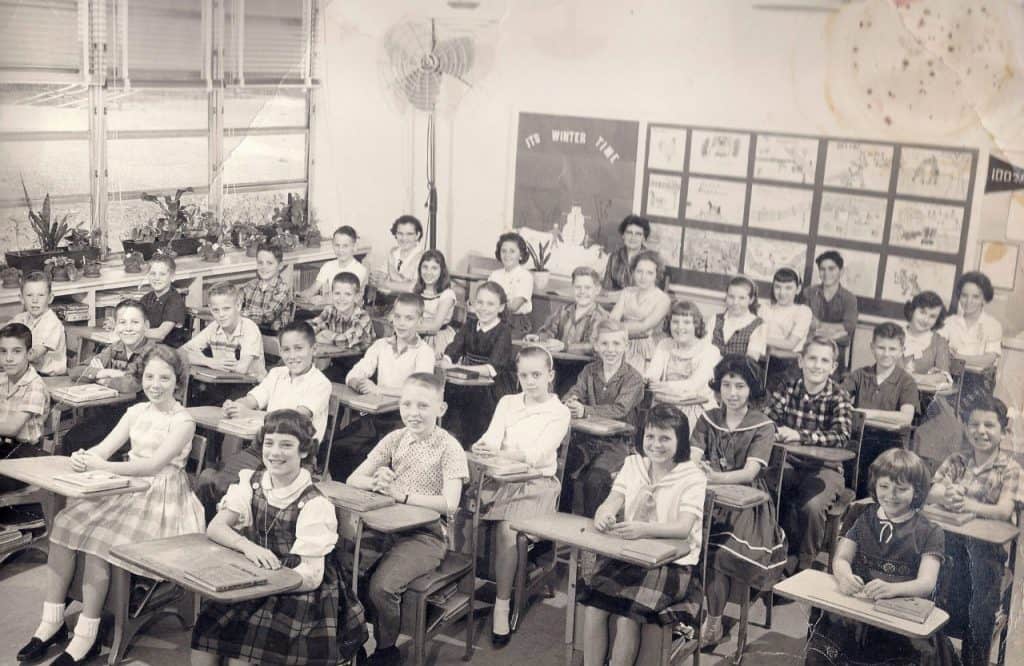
[664,299,707,338]
[207,281,240,300]
[393,292,425,314]
[405,371,444,396]
[516,344,554,370]
[149,254,176,273]
[332,271,361,292]
[872,321,906,346]
[802,334,839,361]
[277,320,316,346]
[966,395,1009,429]
[333,225,358,243]
[21,271,51,294]
[257,242,284,263]
[571,266,601,284]
[593,318,627,340]
[114,298,147,319]
[0,322,32,349]
[641,403,691,462]
[867,448,932,509]
[814,250,844,270]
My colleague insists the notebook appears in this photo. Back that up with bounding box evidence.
[873,597,935,623]
[470,453,529,476]
[712,484,769,509]
[619,540,681,566]
[218,416,265,437]
[447,367,480,380]
[574,416,631,436]
[922,504,976,526]
[50,383,120,404]
[182,563,268,593]
[53,470,130,493]
[317,482,396,513]
[0,526,23,545]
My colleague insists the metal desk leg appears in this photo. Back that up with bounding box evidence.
[565,546,578,666]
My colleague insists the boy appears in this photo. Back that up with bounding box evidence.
[560,319,644,517]
[346,372,469,666]
[329,292,434,481]
[238,242,292,333]
[764,334,853,571]
[301,225,367,302]
[195,320,332,519]
[0,323,51,494]
[63,298,156,452]
[928,396,1020,666]
[141,254,188,347]
[530,267,608,353]
[309,271,375,382]
[183,281,267,404]
[803,250,858,371]
[842,322,919,496]
[8,271,67,376]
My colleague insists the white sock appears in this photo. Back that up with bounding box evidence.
[65,615,100,660]
[493,597,510,635]
[364,623,376,656]
[33,602,65,641]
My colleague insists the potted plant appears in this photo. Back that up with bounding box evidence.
[82,259,102,278]
[0,265,21,289]
[44,256,78,282]
[272,193,319,247]
[6,178,80,272]
[123,251,146,274]
[64,227,101,265]
[199,239,225,263]
[123,188,208,258]
[526,239,553,290]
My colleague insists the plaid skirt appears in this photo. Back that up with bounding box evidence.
[476,475,560,521]
[806,611,960,666]
[578,558,702,627]
[49,466,204,576]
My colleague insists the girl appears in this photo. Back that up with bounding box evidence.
[191,409,353,666]
[711,275,765,362]
[940,272,1002,417]
[441,281,515,445]
[806,448,957,666]
[903,290,951,376]
[692,355,787,645]
[18,345,204,666]
[645,300,721,432]
[610,249,671,374]
[470,346,571,647]
[488,232,534,339]
[413,249,457,357]
[759,268,812,391]
[579,404,706,666]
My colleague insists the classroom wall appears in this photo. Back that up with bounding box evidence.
[314,0,1024,334]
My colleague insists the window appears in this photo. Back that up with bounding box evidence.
[225,0,310,84]
[0,0,84,81]
[106,0,206,84]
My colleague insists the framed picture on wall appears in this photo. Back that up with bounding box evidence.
[753,134,819,184]
[823,140,893,192]
[881,255,957,303]
[979,240,1019,290]
[647,126,688,172]
[896,147,972,202]
[689,130,750,177]
[685,177,746,226]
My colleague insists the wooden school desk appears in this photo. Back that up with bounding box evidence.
[776,442,856,464]
[570,417,635,438]
[330,384,400,431]
[189,366,261,385]
[0,456,150,501]
[187,406,265,440]
[66,324,119,363]
[773,569,950,639]
[512,339,594,364]
[43,376,138,454]
[444,368,494,387]
[510,512,690,666]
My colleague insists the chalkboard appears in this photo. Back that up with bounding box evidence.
[640,123,978,318]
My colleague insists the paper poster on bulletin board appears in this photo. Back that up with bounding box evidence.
[512,112,639,275]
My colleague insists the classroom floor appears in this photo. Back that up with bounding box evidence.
[0,550,813,666]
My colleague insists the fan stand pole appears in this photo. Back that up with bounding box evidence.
[426,111,438,251]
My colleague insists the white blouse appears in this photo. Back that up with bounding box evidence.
[478,393,570,476]
[940,312,1003,358]
[759,303,812,352]
[489,265,534,315]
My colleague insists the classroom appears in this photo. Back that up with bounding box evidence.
[0,0,1022,664]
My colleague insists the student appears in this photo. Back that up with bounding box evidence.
[63,298,156,453]
[7,271,66,376]
[902,290,951,376]
[803,250,858,370]
[940,271,1003,416]
[759,268,812,390]
[413,249,457,357]
[471,345,570,647]
[609,249,671,374]
[140,253,188,347]
[806,448,956,665]
[529,266,608,353]
[928,396,1021,666]
[346,373,469,666]
[440,281,515,446]
[195,321,332,520]
[562,320,645,517]
[645,299,721,431]
[238,242,293,332]
[18,345,204,665]
[191,410,354,666]
[579,404,706,666]
[764,335,853,571]
[693,355,787,645]
[0,323,50,495]
[376,215,424,293]
[711,275,765,362]
[488,232,534,339]
[301,225,368,301]
[601,214,668,294]
[330,292,434,481]
[309,271,374,382]
[183,281,267,403]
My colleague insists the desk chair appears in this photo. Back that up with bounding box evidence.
[185,433,208,479]
[316,393,343,480]
[818,412,867,570]
[946,358,967,416]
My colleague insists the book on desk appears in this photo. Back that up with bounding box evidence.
[618,539,680,566]
[873,597,935,624]
[317,481,396,513]
[921,504,976,526]
[50,383,121,404]
[53,470,131,493]
[219,415,265,437]
[469,453,530,476]
[182,563,269,593]
[711,484,769,509]
[573,416,632,436]
[446,367,481,380]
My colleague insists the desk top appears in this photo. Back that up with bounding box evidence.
[445,369,494,387]
[315,482,440,533]
[927,514,1019,545]
[467,452,545,483]
[189,367,260,385]
[648,390,708,408]
[766,346,801,360]
[0,456,150,499]
[777,443,856,463]
[331,384,400,414]
[43,376,136,408]
[512,339,593,363]
[570,417,635,437]
[315,343,363,359]
[773,569,949,639]
[66,325,119,345]
[188,406,265,439]
[510,512,690,568]
[109,533,302,602]
[856,408,910,433]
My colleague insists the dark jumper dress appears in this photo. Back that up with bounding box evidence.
[442,318,515,445]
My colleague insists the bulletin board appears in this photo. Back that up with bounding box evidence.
[640,123,979,318]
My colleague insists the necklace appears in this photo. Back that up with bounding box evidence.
[260,501,287,548]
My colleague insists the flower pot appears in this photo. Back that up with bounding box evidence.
[168,237,201,256]
[122,240,158,260]
[50,268,70,282]
[246,244,259,258]
[305,234,321,248]
[5,249,67,273]
[531,269,551,291]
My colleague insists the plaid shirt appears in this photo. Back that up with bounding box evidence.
[0,366,49,443]
[73,337,155,394]
[933,450,1022,506]
[239,275,292,331]
[765,375,853,449]
[538,302,608,347]
[309,304,374,351]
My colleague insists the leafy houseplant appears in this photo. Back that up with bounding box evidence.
[199,239,225,263]
[272,193,319,248]
[122,188,218,259]
[5,177,81,271]
[0,266,21,289]
[123,251,146,274]
[44,256,78,282]
[526,239,553,290]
